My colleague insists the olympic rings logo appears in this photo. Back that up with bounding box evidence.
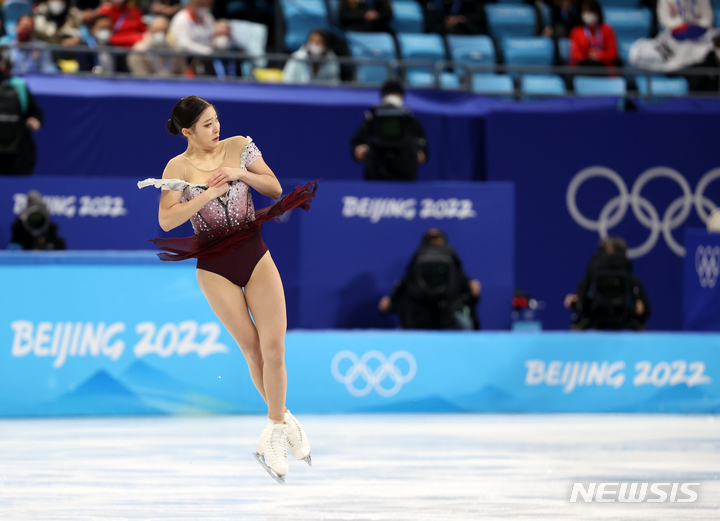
[567,166,720,258]
[696,245,720,288]
[331,350,417,397]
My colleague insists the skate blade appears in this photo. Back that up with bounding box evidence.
[252,452,285,484]
[302,453,312,466]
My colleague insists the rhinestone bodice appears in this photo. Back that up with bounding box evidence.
[180,139,262,235]
[181,181,256,234]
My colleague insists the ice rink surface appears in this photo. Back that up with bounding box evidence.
[0,414,718,520]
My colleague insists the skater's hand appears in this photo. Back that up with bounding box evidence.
[209,167,244,187]
[469,280,481,297]
[206,182,229,199]
[378,296,391,313]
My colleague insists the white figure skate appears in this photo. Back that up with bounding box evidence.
[285,410,312,466]
[253,420,289,484]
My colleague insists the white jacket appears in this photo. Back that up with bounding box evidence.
[657,0,714,31]
[283,47,341,85]
[169,8,216,55]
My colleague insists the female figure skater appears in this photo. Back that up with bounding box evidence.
[138,95,315,484]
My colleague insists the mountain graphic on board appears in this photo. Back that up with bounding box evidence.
[617,385,720,413]
[35,369,163,416]
[119,359,246,414]
[452,385,521,412]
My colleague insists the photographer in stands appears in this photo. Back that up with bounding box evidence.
[351,80,428,181]
[9,190,66,250]
[379,228,481,330]
[564,237,651,330]
[0,49,44,176]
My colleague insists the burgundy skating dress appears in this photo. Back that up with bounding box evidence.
[138,137,318,287]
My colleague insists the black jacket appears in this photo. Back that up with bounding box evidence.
[351,103,428,181]
[340,0,393,32]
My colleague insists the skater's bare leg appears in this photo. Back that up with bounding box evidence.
[244,252,287,423]
[196,268,267,402]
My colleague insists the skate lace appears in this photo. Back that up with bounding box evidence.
[270,427,288,459]
[288,415,304,447]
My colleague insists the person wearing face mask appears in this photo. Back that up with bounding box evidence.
[351,80,428,181]
[33,0,84,44]
[568,0,618,69]
[97,0,146,48]
[282,29,339,85]
[8,15,58,74]
[74,15,115,73]
[127,15,186,77]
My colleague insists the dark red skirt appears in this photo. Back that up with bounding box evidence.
[150,180,318,261]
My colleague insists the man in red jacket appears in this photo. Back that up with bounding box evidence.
[98,0,146,47]
[569,0,619,68]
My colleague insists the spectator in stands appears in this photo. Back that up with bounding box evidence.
[127,15,185,77]
[9,190,66,250]
[352,80,428,181]
[379,228,481,330]
[0,49,44,176]
[139,0,182,18]
[564,236,651,330]
[542,0,581,39]
[340,0,392,33]
[169,0,223,76]
[423,0,484,35]
[33,0,84,44]
[568,0,618,69]
[283,29,340,84]
[8,15,57,74]
[629,0,718,91]
[97,0,146,49]
[76,14,116,73]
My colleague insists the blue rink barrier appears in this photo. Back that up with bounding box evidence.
[1,252,718,416]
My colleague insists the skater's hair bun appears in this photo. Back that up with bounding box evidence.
[167,95,212,136]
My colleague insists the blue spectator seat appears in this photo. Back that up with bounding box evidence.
[635,76,689,96]
[390,0,424,33]
[346,31,397,84]
[280,0,329,52]
[406,70,461,88]
[397,33,446,75]
[574,75,628,95]
[502,37,554,74]
[471,73,515,96]
[715,8,720,27]
[447,34,496,74]
[558,37,570,63]
[2,0,31,35]
[521,74,567,97]
[485,5,536,39]
[603,7,652,40]
[617,38,635,65]
[496,0,526,3]
[598,0,640,7]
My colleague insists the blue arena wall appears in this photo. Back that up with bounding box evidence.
[0,254,718,417]
[11,75,720,331]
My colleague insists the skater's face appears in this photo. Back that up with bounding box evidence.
[184,105,220,149]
